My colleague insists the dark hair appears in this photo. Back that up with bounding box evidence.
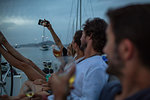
[83,18,107,54]
[107,4,150,67]
[73,30,83,47]
[67,43,76,57]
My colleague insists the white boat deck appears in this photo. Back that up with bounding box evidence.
[1,70,28,96]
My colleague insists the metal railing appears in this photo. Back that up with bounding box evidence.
[0,54,13,96]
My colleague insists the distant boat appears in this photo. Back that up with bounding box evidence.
[14,44,20,48]
[40,44,49,51]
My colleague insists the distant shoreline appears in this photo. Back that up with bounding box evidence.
[13,40,54,48]
[13,40,69,48]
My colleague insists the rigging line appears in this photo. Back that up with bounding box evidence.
[66,0,74,44]
[83,0,88,19]
[89,0,94,17]
[87,0,91,17]
[76,0,79,31]
[73,17,76,37]
[72,19,75,39]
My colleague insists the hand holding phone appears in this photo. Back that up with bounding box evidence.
[38,19,50,27]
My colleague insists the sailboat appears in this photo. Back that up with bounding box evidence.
[40,44,49,51]
[40,27,49,51]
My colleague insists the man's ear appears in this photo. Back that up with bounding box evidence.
[119,39,134,61]
[88,33,93,40]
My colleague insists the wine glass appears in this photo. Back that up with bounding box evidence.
[21,83,35,98]
[26,90,34,98]
[51,45,62,57]
[57,56,76,87]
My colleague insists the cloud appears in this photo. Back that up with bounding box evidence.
[0,16,35,26]
[0,16,36,31]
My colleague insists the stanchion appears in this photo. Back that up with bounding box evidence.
[0,53,13,96]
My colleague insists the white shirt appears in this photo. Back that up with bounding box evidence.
[64,56,84,72]
[70,55,108,100]
[48,55,108,100]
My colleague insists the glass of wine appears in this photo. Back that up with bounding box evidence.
[26,90,34,98]
[21,82,35,98]
[57,56,76,87]
[51,45,62,57]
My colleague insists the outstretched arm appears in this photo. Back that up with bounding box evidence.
[44,19,64,50]
[0,32,45,77]
[0,45,45,81]
[0,31,45,81]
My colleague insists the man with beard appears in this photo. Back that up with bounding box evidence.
[100,4,150,100]
[71,18,108,100]
[49,18,109,100]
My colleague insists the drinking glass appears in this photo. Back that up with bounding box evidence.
[51,45,62,57]
[21,82,35,98]
[57,56,76,87]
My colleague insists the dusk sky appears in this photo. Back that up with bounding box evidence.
[0,0,150,45]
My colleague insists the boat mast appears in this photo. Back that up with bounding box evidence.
[42,27,45,44]
[76,0,79,31]
[80,0,82,30]
[76,0,82,31]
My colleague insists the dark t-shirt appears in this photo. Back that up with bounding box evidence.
[99,80,121,100]
[125,88,150,100]
[62,47,67,56]
[100,80,150,100]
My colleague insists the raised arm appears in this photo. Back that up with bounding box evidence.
[44,19,64,50]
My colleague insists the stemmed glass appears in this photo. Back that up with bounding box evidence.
[57,56,76,87]
[21,82,35,98]
[51,45,62,57]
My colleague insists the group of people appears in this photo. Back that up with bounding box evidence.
[0,3,150,100]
